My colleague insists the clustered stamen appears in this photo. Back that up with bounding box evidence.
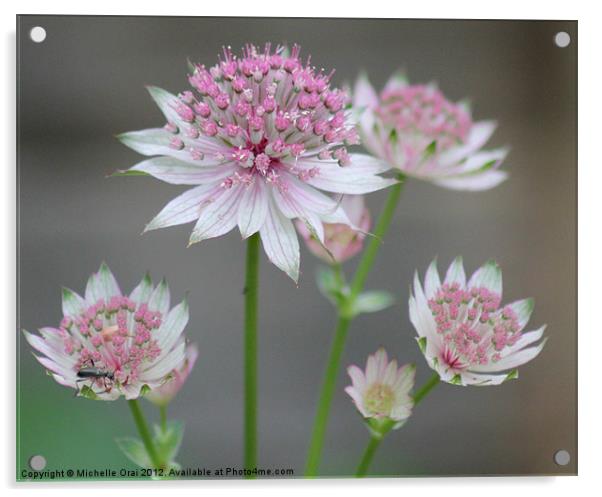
[427,283,521,370]
[377,85,472,151]
[59,296,163,388]
[166,44,359,192]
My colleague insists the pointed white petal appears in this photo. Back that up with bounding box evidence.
[468,260,503,297]
[424,259,441,298]
[238,180,269,239]
[189,184,242,244]
[444,256,466,287]
[259,194,300,282]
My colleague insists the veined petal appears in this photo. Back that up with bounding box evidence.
[140,340,186,382]
[502,325,546,356]
[473,339,547,373]
[468,260,502,297]
[144,183,222,232]
[433,170,508,191]
[61,288,87,318]
[444,256,466,287]
[438,120,497,167]
[505,298,535,331]
[189,184,242,244]
[302,156,396,194]
[124,157,238,185]
[353,73,379,109]
[93,263,121,301]
[452,148,508,175]
[238,179,269,239]
[129,273,153,305]
[148,278,170,316]
[424,259,441,299]
[383,70,409,92]
[155,299,189,359]
[259,194,300,282]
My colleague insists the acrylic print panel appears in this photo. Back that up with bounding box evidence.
[17,16,577,480]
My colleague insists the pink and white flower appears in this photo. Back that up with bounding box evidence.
[296,195,370,264]
[353,72,508,191]
[409,257,547,386]
[146,344,198,407]
[23,263,191,401]
[345,348,415,431]
[118,44,395,282]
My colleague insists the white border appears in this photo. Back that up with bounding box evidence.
[2,1,599,495]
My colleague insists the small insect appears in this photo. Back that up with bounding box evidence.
[75,361,116,396]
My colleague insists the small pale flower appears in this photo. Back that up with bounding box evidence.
[409,257,547,386]
[353,72,508,191]
[146,344,198,407]
[117,44,396,282]
[345,348,415,433]
[296,195,370,264]
[23,263,190,400]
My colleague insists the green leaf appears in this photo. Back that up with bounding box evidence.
[115,437,152,468]
[353,291,395,315]
[78,385,99,400]
[110,169,151,178]
[422,141,437,161]
[315,266,346,307]
[153,421,184,464]
[504,369,519,382]
[449,374,463,385]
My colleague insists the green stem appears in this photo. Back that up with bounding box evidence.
[128,399,162,469]
[159,405,167,433]
[353,373,440,477]
[413,373,440,406]
[305,176,405,477]
[355,436,382,477]
[244,233,260,476]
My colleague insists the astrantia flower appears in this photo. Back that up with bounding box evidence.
[353,72,508,191]
[146,343,198,407]
[23,263,190,401]
[345,348,415,433]
[296,195,370,264]
[409,257,547,386]
[118,44,395,282]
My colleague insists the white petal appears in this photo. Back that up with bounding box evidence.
[155,300,189,360]
[238,180,269,239]
[424,259,441,298]
[141,340,186,382]
[148,278,170,316]
[444,256,466,287]
[468,260,502,297]
[61,288,87,318]
[353,73,378,109]
[259,194,300,282]
[439,121,497,167]
[129,273,153,305]
[475,339,547,373]
[144,183,222,232]
[189,184,242,244]
[125,157,238,185]
[433,170,508,191]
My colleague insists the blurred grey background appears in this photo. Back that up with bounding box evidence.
[17,16,576,478]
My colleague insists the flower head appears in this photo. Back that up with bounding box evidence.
[296,195,370,264]
[23,263,191,401]
[409,257,547,386]
[146,343,198,407]
[354,72,508,190]
[118,44,395,282]
[345,348,415,433]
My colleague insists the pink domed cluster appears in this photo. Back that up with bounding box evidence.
[24,264,191,400]
[376,85,473,152]
[409,257,547,386]
[61,296,163,388]
[427,282,521,370]
[166,44,358,191]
